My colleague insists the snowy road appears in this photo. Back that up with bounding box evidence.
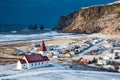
[78,42,102,56]
[0,64,120,80]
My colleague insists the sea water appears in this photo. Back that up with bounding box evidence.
[0,0,116,43]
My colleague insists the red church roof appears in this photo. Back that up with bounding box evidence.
[19,54,49,64]
[40,41,47,51]
[19,59,26,64]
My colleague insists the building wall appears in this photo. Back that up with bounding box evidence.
[16,61,22,70]
[17,61,28,70]
[22,63,28,69]
[97,60,107,65]
[114,50,120,53]
[28,61,49,69]
[17,60,49,69]
[39,51,47,56]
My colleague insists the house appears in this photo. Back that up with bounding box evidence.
[102,54,114,60]
[64,53,71,58]
[100,52,114,60]
[102,43,113,49]
[114,47,120,57]
[102,40,113,49]
[16,41,49,70]
[103,65,115,70]
[118,66,120,72]
[13,48,26,55]
[80,58,89,64]
[31,43,40,52]
[84,41,93,46]
[70,51,75,55]
[97,60,109,65]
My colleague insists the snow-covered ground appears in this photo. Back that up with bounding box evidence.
[0,33,120,80]
[0,64,120,80]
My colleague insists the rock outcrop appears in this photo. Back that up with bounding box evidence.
[54,1,120,34]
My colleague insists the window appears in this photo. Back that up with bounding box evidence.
[31,63,33,66]
[42,62,43,64]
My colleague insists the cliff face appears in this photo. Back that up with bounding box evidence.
[55,1,120,34]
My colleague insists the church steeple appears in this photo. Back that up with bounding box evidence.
[40,41,47,51]
[39,40,47,56]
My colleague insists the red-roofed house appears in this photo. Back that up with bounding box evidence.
[16,41,49,70]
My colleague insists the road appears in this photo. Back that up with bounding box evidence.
[78,42,102,56]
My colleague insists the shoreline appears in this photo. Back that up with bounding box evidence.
[0,33,120,44]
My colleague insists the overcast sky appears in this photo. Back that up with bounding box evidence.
[0,0,115,26]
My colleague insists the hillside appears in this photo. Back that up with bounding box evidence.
[54,1,120,34]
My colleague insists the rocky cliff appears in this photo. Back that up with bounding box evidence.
[54,1,120,34]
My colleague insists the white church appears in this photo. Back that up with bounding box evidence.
[16,41,49,70]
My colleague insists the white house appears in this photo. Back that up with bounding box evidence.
[99,49,114,60]
[16,41,49,70]
[103,65,115,70]
[102,43,113,49]
[100,53,115,60]
[97,60,109,65]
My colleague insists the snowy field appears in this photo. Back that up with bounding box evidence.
[0,64,120,80]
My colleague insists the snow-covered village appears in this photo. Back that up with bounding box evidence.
[0,33,120,80]
[1,0,120,80]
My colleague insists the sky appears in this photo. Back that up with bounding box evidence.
[0,0,116,26]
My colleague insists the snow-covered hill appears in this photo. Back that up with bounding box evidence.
[0,64,120,80]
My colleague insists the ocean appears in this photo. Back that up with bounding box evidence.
[0,0,116,43]
[0,30,73,43]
